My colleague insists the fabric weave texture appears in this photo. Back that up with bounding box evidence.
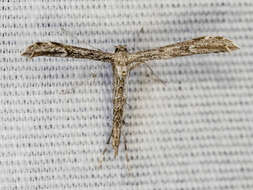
[0,0,252,190]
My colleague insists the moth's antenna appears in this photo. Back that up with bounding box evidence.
[60,28,104,51]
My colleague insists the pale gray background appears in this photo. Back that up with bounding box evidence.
[0,0,252,189]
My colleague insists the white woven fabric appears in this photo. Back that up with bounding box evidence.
[1,0,252,189]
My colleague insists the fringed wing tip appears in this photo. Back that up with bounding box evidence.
[192,36,239,52]
[212,36,239,52]
[21,42,56,58]
[223,37,239,52]
[231,42,240,51]
[21,43,38,58]
[21,50,31,57]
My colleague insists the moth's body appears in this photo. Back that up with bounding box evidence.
[111,46,129,157]
[22,36,238,159]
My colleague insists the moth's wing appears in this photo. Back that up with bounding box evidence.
[22,42,113,63]
[128,36,239,63]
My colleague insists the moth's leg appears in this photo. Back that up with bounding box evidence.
[129,62,166,85]
[123,133,129,162]
[106,130,113,144]
[123,132,131,171]
[97,149,106,169]
[121,116,131,171]
[130,27,165,84]
[129,61,143,71]
[144,64,167,85]
[97,129,113,168]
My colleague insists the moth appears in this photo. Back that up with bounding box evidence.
[22,36,238,161]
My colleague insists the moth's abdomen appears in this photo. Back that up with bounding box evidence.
[111,68,127,157]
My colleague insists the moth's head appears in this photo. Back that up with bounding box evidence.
[114,45,128,53]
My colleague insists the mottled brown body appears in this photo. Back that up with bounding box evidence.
[111,47,129,157]
[22,36,238,158]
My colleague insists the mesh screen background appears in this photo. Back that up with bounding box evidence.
[1,0,252,189]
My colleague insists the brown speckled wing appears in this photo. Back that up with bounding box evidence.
[21,42,114,63]
[128,36,239,63]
